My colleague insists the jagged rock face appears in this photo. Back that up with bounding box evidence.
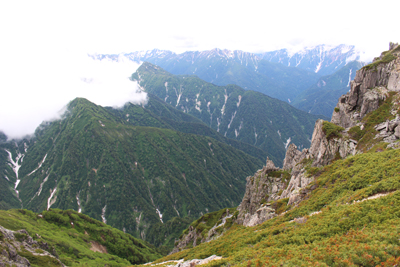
[283,144,305,170]
[332,44,400,128]
[170,225,200,255]
[309,120,357,167]
[170,209,234,254]
[0,226,63,267]
[236,159,284,226]
[235,119,359,227]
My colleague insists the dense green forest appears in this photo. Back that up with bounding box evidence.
[132,62,326,166]
[0,97,264,250]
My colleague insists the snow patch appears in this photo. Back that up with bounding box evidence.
[37,174,49,196]
[227,111,237,129]
[5,149,24,202]
[5,149,23,179]
[195,93,201,112]
[102,205,107,224]
[347,69,352,87]
[254,127,258,145]
[173,85,183,107]
[237,95,242,107]
[314,48,325,73]
[47,187,57,210]
[208,142,214,155]
[156,208,163,223]
[284,137,291,149]
[220,89,228,116]
[76,193,82,213]
[28,153,48,176]
[4,176,10,181]
[234,120,243,137]
[164,82,169,101]
[176,93,182,107]
[173,206,180,216]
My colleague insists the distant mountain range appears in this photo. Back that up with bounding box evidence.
[258,44,363,75]
[291,61,365,117]
[92,44,364,117]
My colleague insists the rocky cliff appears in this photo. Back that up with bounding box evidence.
[332,42,400,128]
[171,43,400,253]
[235,43,400,228]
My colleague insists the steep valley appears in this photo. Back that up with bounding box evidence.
[132,62,326,166]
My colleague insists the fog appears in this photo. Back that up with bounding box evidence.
[0,50,147,140]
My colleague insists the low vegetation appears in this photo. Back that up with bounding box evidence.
[356,92,397,152]
[147,148,400,266]
[0,209,161,266]
[322,121,344,140]
[363,47,399,71]
[183,208,238,239]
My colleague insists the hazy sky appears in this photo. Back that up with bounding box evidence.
[0,0,398,139]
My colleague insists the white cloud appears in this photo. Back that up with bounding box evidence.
[0,49,146,140]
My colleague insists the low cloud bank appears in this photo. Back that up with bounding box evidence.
[0,50,146,140]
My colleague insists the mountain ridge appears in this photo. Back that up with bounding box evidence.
[92,44,363,113]
[132,62,327,166]
[0,97,264,250]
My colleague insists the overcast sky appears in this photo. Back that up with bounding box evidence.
[0,0,398,139]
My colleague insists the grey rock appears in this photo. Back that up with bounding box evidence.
[309,120,356,167]
[0,225,65,267]
[396,126,400,138]
[389,121,399,132]
[242,206,276,227]
[283,144,303,170]
[331,44,400,128]
[236,160,287,226]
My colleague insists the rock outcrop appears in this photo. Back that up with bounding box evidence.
[309,120,357,167]
[332,43,400,128]
[236,158,284,226]
[145,255,223,267]
[0,226,64,267]
[374,117,400,149]
[170,209,234,254]
[170,225,200,254]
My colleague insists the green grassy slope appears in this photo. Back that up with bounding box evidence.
[0,209,160,266]
[154,148,400,266]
